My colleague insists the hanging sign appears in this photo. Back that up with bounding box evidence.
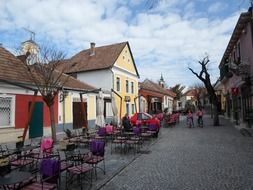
[231,87,239,96]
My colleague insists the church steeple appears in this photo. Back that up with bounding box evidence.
[159,73,165,88]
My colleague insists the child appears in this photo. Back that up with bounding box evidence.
[187,110,194,128]
[196,107,204,127]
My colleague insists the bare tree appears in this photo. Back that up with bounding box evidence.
[21,46,69,142]
[189,83,206,107]
[188,56,219,126]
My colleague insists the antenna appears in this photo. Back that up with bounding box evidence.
[23,27,35,41]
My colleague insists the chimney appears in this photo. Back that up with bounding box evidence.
[90,42,96,56]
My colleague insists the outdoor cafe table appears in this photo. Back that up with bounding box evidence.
[123,131,135,138]
[0,171,32,189]
[9,145,39,155]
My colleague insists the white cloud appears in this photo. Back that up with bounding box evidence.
[208,2,227,13]
[0,0,241,87]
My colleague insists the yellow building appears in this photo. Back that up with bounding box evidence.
[57,42,140,126]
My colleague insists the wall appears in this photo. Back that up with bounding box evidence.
[77,70,112,91]
[112,44,139,118]
[15,94,58,129]
[58,92,97,130]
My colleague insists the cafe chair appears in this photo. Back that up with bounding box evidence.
[85,140,105,179]
[95,127,107,141]
[65,149,93,190]
[21,157,61,190]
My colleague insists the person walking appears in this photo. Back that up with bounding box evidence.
[196,107,204,128]
[187,110,194,128]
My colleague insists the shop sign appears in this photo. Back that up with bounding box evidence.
[231,87,239,96]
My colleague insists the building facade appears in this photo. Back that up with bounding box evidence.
[219,8,253,127]
[139,79,176,114]
[58,42,140,123]
[0,46,97,142]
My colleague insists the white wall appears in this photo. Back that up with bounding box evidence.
[77,70,113,91]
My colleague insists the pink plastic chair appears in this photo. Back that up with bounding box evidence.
[106,125,113,135]
[40,137,54,153]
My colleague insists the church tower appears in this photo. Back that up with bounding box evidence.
[159,73,165,88]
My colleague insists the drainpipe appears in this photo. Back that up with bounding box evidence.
[251,4,253,50]
[110,68,114,90]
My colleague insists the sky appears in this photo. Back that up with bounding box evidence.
[0,0,250,88]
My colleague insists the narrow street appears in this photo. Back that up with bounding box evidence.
[101,116,253,190]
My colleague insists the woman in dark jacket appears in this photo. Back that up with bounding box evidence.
[122,114,132,132]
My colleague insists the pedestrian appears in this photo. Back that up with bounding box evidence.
[196,107,204,127]
[122,113,132,132]
[187,109,194,128]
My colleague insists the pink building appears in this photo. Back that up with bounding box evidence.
[219,7,253,127]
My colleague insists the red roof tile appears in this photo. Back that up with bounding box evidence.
[57,42,139,77]
[0,47,95,91]
[139,79,176,97]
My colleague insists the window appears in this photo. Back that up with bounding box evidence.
[132,104,135,114]
[126,103,130,115]
[116,77,120,91]
[104,100,113,117]
[131,82,134,94]
[126,80,129,93]
[0,95,15,127]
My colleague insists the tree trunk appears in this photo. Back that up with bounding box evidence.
[49,104,57,142]
[213,104,220,126]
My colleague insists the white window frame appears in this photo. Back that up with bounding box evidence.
[131,82,134,94]
[126,80,129,93]
[126,102,130,115]
[116,77,121,92]
[0,94,15,128]
[131,104,135,114]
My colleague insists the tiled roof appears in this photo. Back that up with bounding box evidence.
[0,47,95,91]
[219,10,251,66]
[183,89,196,97]
[0,47,31,84]
[139,79,176,97]
[165,89,177,98]
[57,41,139,77]
[57,42,127,73]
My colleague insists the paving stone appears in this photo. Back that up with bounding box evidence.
[100,116,253,190]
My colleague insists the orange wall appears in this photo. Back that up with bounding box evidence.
[15,94,58,129]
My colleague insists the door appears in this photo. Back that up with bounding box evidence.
[73,102,87,129]
[29,102,43,138]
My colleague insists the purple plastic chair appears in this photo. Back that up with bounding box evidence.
[97,127,107,137]
[148,124,158,131]
[86,140,105,179]
[133,127,141,136]
[22,158,60,190]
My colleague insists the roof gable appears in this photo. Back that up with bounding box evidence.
[139,79,175,97]
[58,42,127,74]
[114,43,139,77]
[57,42,139,77]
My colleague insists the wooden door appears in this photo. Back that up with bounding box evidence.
[29,102,43,138]
[73,102,87,129]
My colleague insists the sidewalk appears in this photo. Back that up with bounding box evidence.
[100,115,253,190]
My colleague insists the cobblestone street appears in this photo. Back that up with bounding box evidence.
[101,116,253,190]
